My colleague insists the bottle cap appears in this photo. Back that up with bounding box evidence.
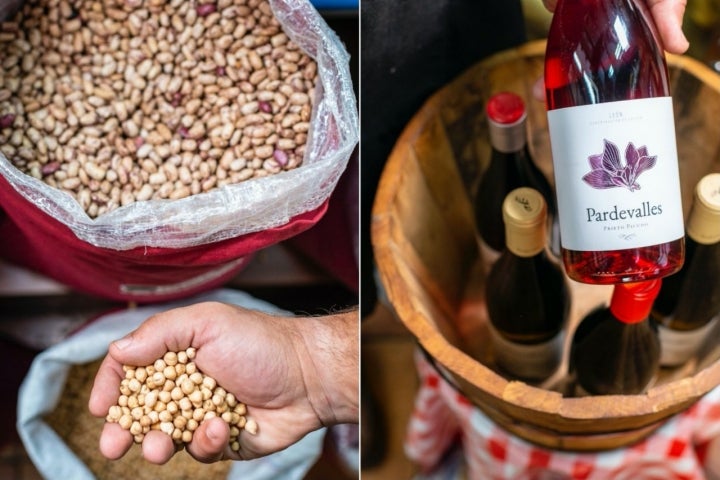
[486,92,528,153]
[487,92,526,124]
[503,187,547,257]
[687,173,720,245]
[609,279,662,324]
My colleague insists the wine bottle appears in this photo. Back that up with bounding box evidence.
[651,173,720,366]
[475,92,560,255]
[486,187,570,382]
[544,0,685,284]
[571,280,661,395]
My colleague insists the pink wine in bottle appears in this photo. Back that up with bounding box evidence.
[544,0,685,284]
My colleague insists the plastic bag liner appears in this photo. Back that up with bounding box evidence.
[0,0,358,302]
[17,288,327,480]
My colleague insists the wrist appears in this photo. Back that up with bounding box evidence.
[295,309,359,425]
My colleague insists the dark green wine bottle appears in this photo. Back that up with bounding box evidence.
[572,280,661,395]
[651,173,720,366]
[486,187,569,382]
[475,92,559,255]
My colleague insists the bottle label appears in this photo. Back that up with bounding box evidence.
[657,316,719,367]
[489,324,563,381]
[547,97,684,251]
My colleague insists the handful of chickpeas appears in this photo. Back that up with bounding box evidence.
[106,347,257,453]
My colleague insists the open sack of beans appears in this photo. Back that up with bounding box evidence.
[17,288,328,480]
[0,0,357,302]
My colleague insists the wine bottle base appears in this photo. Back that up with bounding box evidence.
[562,240,685,285]
[564,267,682,285]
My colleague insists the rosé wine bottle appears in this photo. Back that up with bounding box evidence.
[544,0,685,284]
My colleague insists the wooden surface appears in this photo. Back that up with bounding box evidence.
[372,39,720,451]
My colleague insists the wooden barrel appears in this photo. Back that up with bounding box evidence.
[371,40,720,452]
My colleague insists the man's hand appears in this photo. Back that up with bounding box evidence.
[89,302,358,464]
[542,0,689,54]
[534,0,689,100]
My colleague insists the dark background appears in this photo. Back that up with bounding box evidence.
[360,0,528,317]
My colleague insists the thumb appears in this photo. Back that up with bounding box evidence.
[107,326,169,368]
[107,302,217,366]
[542,0,557,12]
[646,0,689,54]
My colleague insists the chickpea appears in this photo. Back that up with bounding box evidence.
[105,348,258,448]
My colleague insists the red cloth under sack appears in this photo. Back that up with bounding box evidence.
[0,173,328,302]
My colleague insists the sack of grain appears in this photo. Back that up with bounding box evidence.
[0,0,357,302]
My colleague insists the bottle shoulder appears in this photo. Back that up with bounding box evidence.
[545,0,669,105]
[489,250,563,277]
[480,149,554,201]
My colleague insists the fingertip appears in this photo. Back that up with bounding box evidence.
[206,417,228,442]
[654,14,689,54]
[99,423,134,460]
[532,76,546,103]
[107,335,135,360]
[647,0,690,54]
[88,356,123,418]
[105,307,201,367]
[665,34,690,55]
[187,417,229,463]
[112,333,134,351]
[142,430,176,465]
[87,388,105,418]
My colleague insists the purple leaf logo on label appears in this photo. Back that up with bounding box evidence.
[582,139,657,192]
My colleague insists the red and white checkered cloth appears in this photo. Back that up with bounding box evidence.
[405,349,720,480]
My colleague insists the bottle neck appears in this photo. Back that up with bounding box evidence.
[610,306,649,325]
[609,280,661,324]
[687,215,720,246]
[506,225,545,257]
[488,117,527,154]
[686,173,720,245]
[502,188,547,257]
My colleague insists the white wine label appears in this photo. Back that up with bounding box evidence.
[489,324,563,381]
[657,317,718,367]
[547,97,684,251]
